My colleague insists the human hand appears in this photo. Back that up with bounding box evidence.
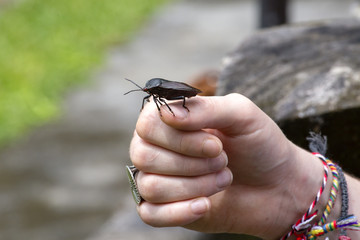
[129,93,324,239]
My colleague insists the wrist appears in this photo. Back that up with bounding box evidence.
[274,148,360,239]
[271,144,330,239]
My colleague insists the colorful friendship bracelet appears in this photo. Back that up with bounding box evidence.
[307,215,360,239]
[281,152,360,240]
[306,157,339,239]
[318,159,339,225]
[280,153,329,240]
[306,157,360,240]
[287,133,360,239]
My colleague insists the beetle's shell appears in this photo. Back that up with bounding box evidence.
[144,78,201,99]
[145,78,163,88]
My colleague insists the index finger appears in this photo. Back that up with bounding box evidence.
[136,100,223,158]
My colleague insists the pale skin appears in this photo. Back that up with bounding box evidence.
[129,93,360,239]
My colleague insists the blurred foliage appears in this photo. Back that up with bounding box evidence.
[0,0,166,145]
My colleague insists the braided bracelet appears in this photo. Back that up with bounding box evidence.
[300,133,359,239]
[306,157,360,240]
[318,159,339,225]
[280,153,329,240]
[306,157,339,240]
[337,165,349,237]
[307,215,359,239]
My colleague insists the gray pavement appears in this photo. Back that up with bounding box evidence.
[0,1,357,240]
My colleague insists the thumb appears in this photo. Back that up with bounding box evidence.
[160,93,269,136]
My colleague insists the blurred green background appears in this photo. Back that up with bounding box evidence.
[0,0,166,146]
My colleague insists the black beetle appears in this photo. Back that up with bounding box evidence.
[124,78,202,116]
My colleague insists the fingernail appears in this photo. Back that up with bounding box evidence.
[203,138,222,157]
[190,198,209,215]
[216,169,233,189]
[209,151,228,171]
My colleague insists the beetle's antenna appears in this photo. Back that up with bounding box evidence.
[124,78,145,95]
[124,89,143,95]
[125,78,143,90]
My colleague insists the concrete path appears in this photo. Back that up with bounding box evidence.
[0,1,356,240]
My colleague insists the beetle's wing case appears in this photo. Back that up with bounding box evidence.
[158,80,202,93]
[145,78,163,88]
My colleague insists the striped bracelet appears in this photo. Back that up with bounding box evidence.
[280,153,329,240]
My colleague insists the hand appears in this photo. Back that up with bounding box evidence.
[129,93,324,239]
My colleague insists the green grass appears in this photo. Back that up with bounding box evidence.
[0,0,167,145]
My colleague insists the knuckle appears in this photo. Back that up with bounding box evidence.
[130,147,146,169]
[138,206,158,226]
[142,150,160,171]
[226,93,259,118]
[129,136,145,166]
[130,129,161,172]
[140,214,155,227]
[178,134,186,153]
[131,144,159,171]
[181,158,203,176]
[136,110,157,141]
[138,203,185,228]
[178,134,201,157]
[226,93,250,106]
[136,117,153,140]
[129,137,141,163]
[138,174,162,202]
[226,92,245,101]
[181,159,193,176]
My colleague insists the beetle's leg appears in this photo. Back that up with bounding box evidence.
[158,98,175,116]
[153,94,163,106]
[158,98,167,106]
[152,97,161,111]
[142,95,151,110]
[182,96,190,112]
[152,96,164,116]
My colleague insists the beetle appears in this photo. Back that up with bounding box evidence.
[124,78,202,116]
